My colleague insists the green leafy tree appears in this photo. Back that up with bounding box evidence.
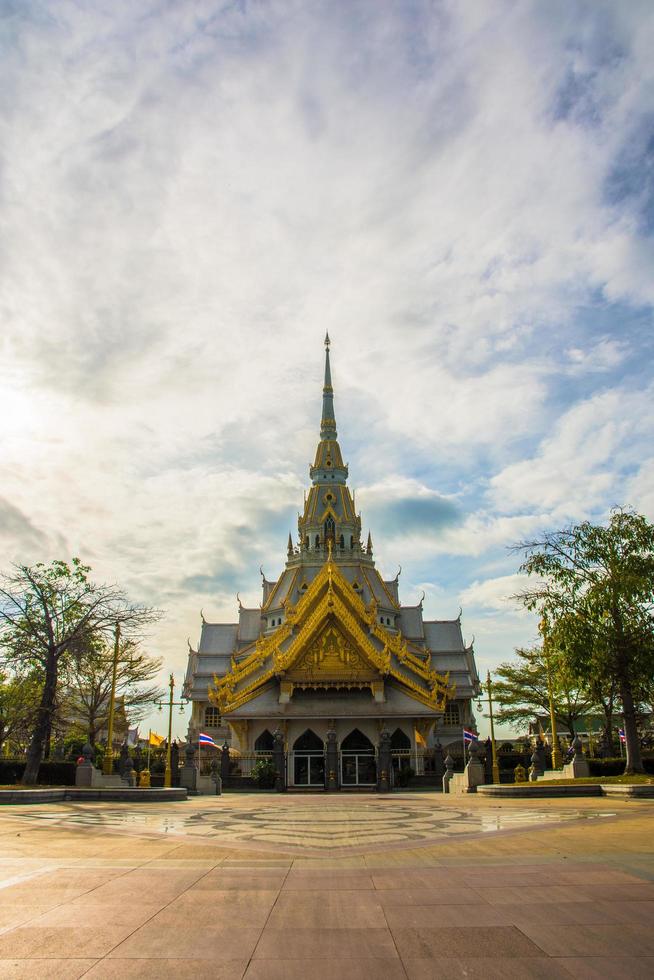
[493,645,595,737]
[0,671,41,756]
[515,510,654,774]
[0,559,161,785]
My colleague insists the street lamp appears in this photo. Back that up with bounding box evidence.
[477,671,500,784]
[102,623,121,775]
[154,674,189,788]
[540,616,563,770]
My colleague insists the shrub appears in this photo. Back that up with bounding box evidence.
[396,765,415,787]
[0,760,76,786]
[250,758,277,789]
[589,757,654,776]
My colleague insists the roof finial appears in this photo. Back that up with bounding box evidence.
[320,335,337,440]
[287,532,294,557]
[366,531,373,556]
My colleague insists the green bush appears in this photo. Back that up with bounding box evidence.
[396,765,415,787]
[589,757,654,776]
[0,760,76,786]
[250,758,277,789]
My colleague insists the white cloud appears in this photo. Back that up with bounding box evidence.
[0,2,653,735]
[490,384,654,519]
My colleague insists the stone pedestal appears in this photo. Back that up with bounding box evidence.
[221,743,231,781]
[563,735,590,778]
[76,743,123,788]
[179,742,198,795]
[273,730,287,792]
[377,731,391,792]
[442,754,454,793]
[325,729,338,791]
[433,741,445,783]
[529,740,547,781]
[450,742,485,794]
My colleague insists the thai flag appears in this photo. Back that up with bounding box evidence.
[619,729,626,743]
[463,728,478,743]
[198,732,218,747]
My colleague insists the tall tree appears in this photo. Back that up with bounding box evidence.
[0,671,41,756]
[492,645,595,737]
[61,634,163,745]
[0,559,161,784]
[515,510,654,774]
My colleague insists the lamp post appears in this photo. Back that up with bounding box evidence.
[486,671,500,785]
[154,674,188,788]
[477,671,500,784]
[102,623,121,775]
[540,616,563,770]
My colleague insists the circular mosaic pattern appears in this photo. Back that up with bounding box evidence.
[9,798,614,852]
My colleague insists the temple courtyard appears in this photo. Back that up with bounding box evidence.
[0,793,651,978]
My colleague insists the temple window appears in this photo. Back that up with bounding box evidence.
[204,706,220,728]
[315,535,320,548]
[390,727,411,750]
[350,535,354,549]
[341,728,374,752]
[443,702,461,726]
[293,729,324,751]
[339,534,344,549]
[324,516,335,542]
[254,729,275,752]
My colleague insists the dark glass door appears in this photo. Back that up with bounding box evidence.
[340,754,377,785]
[294,753,324,786]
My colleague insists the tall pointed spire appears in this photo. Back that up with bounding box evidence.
[320,332,337,440]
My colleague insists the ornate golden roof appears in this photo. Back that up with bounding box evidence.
[209,550,454,715]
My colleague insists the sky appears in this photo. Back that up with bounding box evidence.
[1,0,653,739]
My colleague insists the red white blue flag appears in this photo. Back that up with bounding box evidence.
[198,732,218,747]
[619,728,626,743]
[463,728,478,743]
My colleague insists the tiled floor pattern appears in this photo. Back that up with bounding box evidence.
[0,794,650,977]
[1,795,617,852]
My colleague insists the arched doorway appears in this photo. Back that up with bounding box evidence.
[292,729,325,787]
[390,727,412,782]
[340,728,376,786]
[390,727,411,750]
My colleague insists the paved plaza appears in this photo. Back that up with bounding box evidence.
[0,793,651,978]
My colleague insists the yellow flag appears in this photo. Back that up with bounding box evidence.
[149,731,165,747]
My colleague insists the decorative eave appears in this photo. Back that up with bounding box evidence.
[209,554,454,715]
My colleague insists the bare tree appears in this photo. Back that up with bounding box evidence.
[61,634,163,744]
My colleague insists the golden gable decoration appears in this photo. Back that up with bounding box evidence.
[209,551,455,715]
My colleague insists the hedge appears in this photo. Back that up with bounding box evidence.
[588,757,654,776]
[0,760,77,786]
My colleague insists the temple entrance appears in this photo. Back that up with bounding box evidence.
[291,729,325,787]
[340,729,376,786]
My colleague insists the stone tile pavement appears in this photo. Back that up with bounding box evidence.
[0,792,650,977]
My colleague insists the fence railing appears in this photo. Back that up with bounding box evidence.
[222,752,273,778]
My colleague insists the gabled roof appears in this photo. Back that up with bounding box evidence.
[210,554,453,715]
[199,623,238,654]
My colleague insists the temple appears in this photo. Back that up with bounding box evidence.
[183,337,479,788]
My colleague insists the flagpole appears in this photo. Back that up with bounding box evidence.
[198,737,202,777]
[147,730,151,770]
[462,726,466,764]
